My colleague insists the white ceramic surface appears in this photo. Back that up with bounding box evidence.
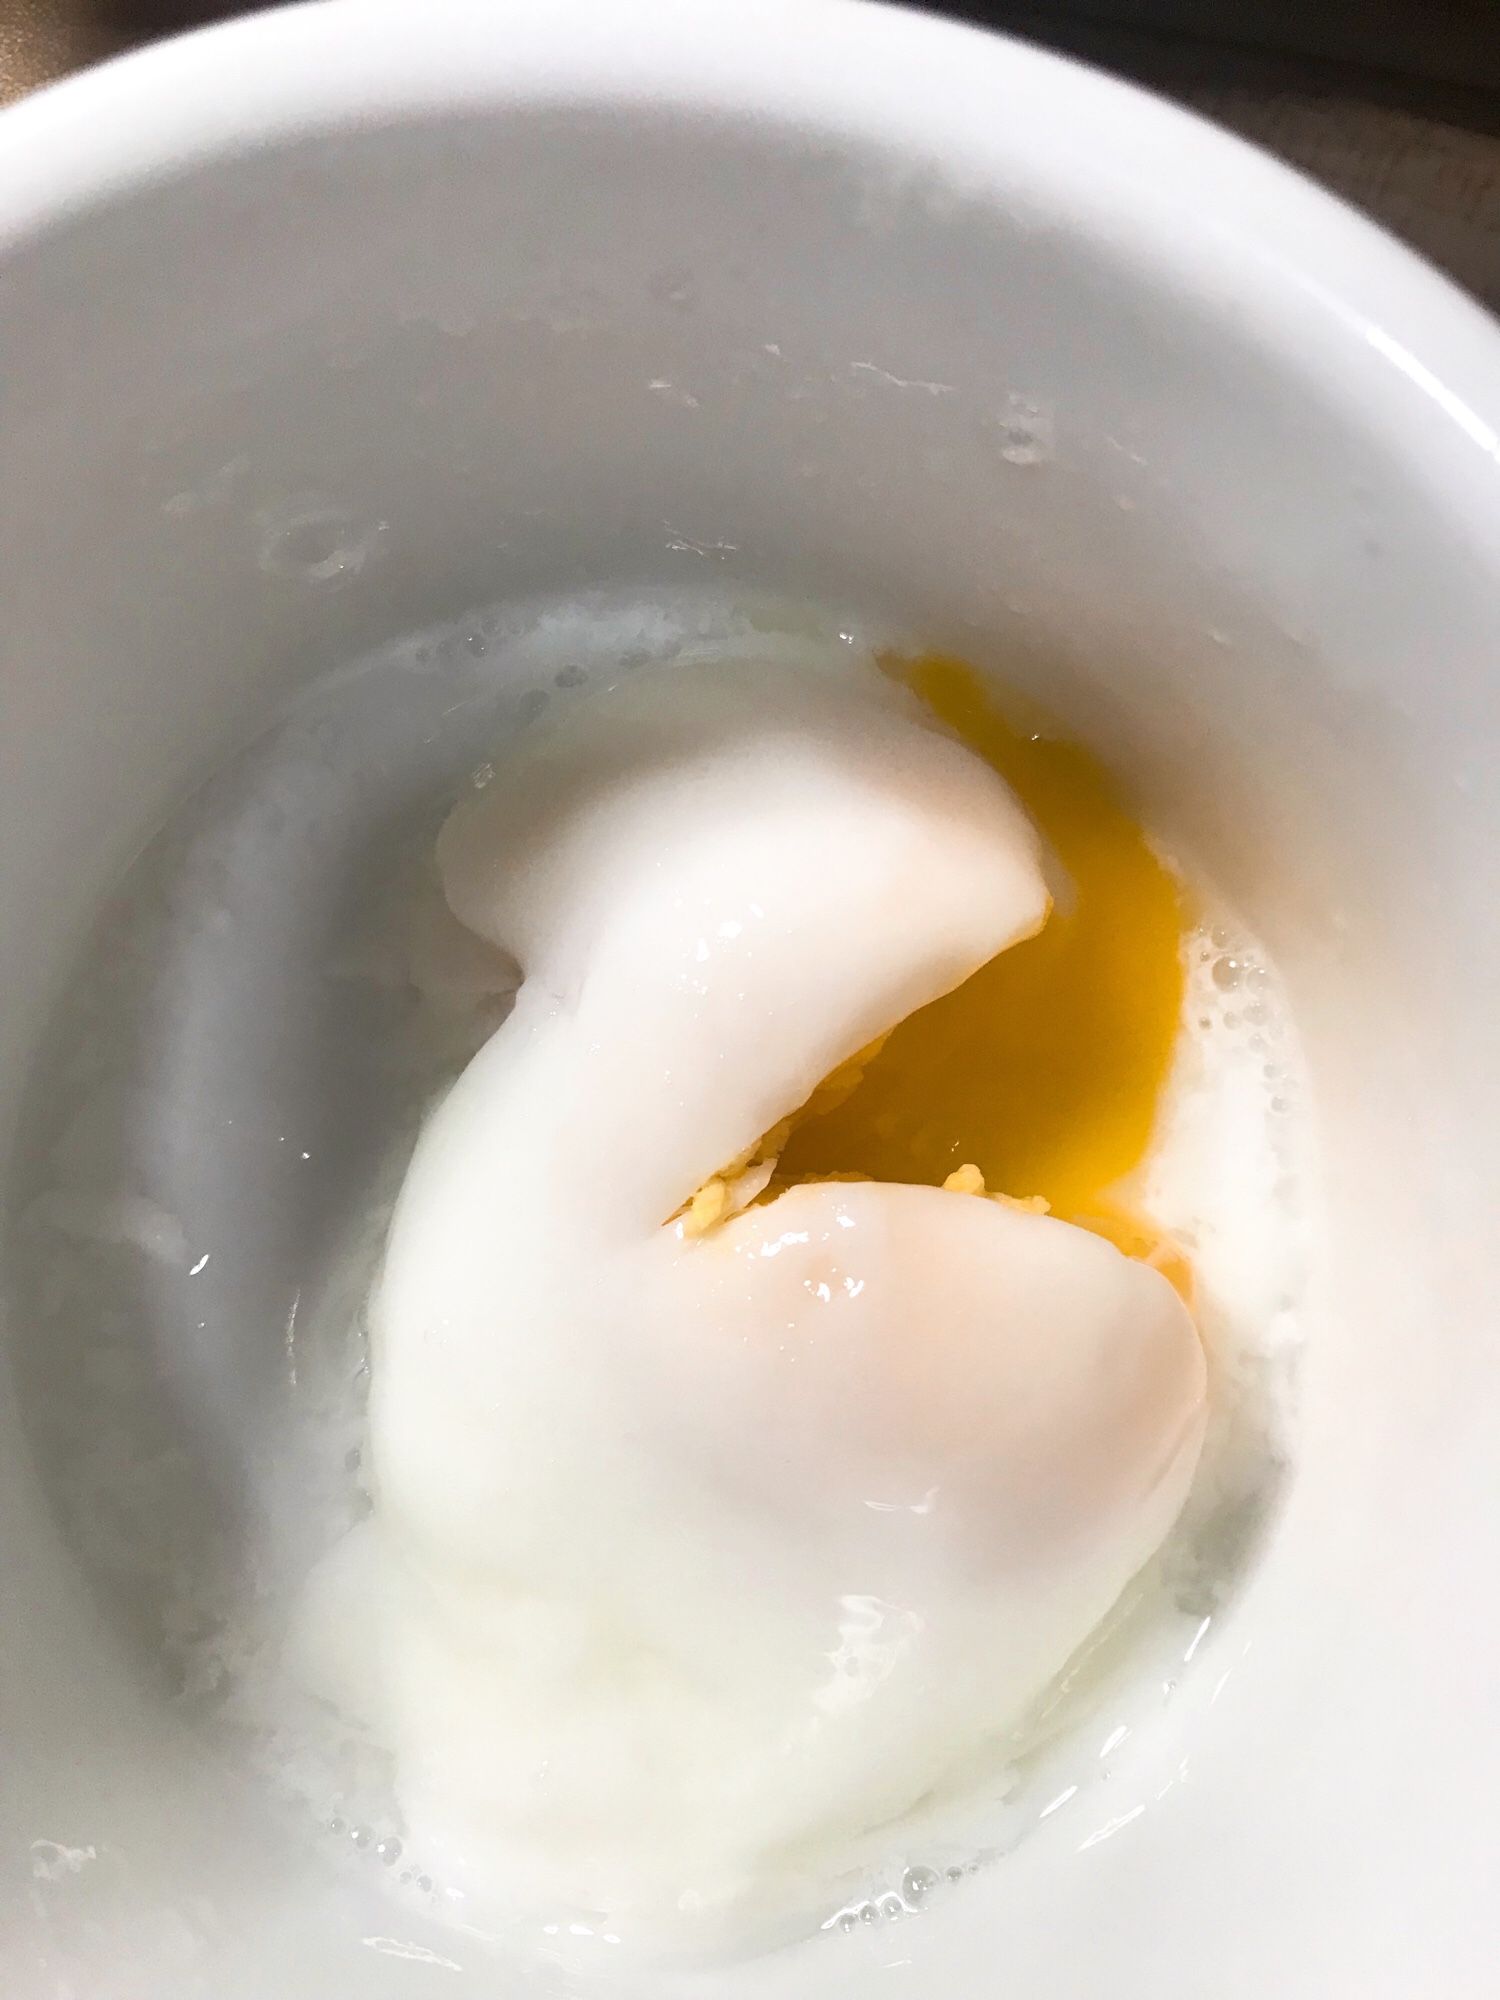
[2,3,1498,1995]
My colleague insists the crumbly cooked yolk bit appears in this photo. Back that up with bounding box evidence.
[677,654,1192,1293]
[674,1038,888,1237]
[683,1177,732,1236]
[941,1162,1049,1214]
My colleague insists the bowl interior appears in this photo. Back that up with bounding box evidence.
[2,7,1498,1996]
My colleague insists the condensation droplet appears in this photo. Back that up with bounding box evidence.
[258,507,386,584]
[649,267,696,311]
[987,391,1054,466]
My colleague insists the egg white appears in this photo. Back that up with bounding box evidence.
[297,650,1206,1945]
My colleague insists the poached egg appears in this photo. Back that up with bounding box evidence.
[302,648,1207,1944]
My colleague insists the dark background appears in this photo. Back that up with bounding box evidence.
[3,1,1499,308]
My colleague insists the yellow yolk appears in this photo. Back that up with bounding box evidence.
[770,653,1188,1238]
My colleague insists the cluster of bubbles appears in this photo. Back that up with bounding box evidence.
[325,1816,441,1898]
[1190,924,1302,1207]
[1197,931,1290,1079]
[828,1860,985,1932]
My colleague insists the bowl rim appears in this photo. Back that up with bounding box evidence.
[0,0,1497,547]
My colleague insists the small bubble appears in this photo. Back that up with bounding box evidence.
[328,1817,346,1837]
[351,1826,372,1850]
[1211,956,1242,991]
[838,1911,858,1933]
[417,1875,433,1894]
[554,662,587,689]
[946,1865,966,1883]
[399,1870,414,1886]
[344,1445,362,1472]
[859,1902,877,1924]
[1270,1095,1290,1115]
[879,1895,903,1920]
[377,1837,402,1865]
[464,632,487,657]
[1224,1010,1240,1029]
[902,1865,938,1904]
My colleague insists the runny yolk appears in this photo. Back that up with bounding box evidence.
[774,654,1188,1237]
